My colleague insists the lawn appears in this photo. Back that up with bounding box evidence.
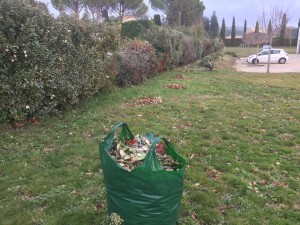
[0,55,299,225]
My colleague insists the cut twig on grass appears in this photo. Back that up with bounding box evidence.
[165,83,186,89]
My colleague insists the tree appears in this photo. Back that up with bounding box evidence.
[83,0,117,22]
[243,19,247,36]
[259,6,290,73]
[210,11,219,38]
[220,18,226,40]
[51,0,85,17]
[280,13,287,46]
[203,16,210,33]
[231,16,236,46]
[267,19,272,36]
[151,0,205,26]
[111,0,147,21]
[255,21,259,33]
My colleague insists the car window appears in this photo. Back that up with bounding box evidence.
[271,50,280,54]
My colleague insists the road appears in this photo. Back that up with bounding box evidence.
[235,54,300,73]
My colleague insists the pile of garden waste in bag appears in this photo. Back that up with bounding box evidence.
[109,135,182,171]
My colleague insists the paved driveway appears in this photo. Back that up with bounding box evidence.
[235,54,300,73]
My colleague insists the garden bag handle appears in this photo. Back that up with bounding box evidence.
[142,137,163,171]
[103,122,134,150]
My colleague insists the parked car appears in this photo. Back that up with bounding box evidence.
[247,48,289,64]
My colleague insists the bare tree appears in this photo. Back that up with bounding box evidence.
[258,6,290,73]
[242,32,268,64]
[285,27,294,47]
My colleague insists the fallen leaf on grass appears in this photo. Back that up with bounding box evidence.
[70,190,78,195]
[37,205,47,212]
[137,97,162,105]
[155,142,165,155]
[190,211,197,220]
[219,205,230,214]
[207,169,224,180]
[271,182,288,188]
[11,122,24,129]
[96,203,106,209]
[27,117,39,125]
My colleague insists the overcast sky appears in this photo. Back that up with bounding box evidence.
[38,0,300,27]
[201,0,300,27]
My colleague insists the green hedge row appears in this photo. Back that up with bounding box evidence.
[0,0,120,122]
[0,0,223,123]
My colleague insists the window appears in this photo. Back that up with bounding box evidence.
[271,50,280,54]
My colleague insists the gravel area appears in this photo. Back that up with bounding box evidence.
[235,54,300,73]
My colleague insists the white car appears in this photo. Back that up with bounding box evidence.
[247,48,289,64]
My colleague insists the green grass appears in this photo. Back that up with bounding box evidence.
[1,57,300,225]
[225,46,297,57]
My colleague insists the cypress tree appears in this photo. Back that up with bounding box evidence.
[243,19,247,36]
[210,11,219,38]
[231,16,236,46]
[220,18,226,40]
[280,13,287,46]
[255,21,259,33]
[267,19,272,36]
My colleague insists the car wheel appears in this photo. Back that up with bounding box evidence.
[252,58,259,64]
[279,58,286,64]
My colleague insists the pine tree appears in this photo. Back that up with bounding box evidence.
[255,21,259,33]
[243,19,247,36]
[280,13,287,46]
[231,16,236,46]
[210,11,219,38]
[220,18,226,40]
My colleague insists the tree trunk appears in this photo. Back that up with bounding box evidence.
[267,37,272,73]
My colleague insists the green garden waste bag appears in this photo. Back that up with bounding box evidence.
[99,122,186,225]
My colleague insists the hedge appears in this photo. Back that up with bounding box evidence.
[0,0,120,122]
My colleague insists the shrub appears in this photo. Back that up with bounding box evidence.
[202,37,224,57]
[142,25,184,70]
[121,20,150,40]
[114,40,158,86]
[0,0,120,122]
[179,36,197,65]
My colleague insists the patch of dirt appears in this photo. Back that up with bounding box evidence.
[165,83,186,89]
[175,74,192,80]
[123,97,162,107]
